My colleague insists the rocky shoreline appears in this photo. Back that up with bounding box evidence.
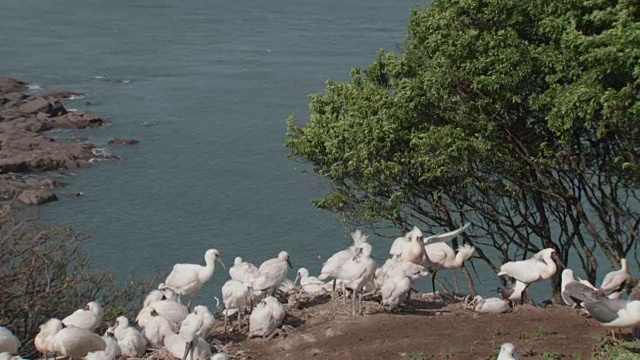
[0,77,133,206]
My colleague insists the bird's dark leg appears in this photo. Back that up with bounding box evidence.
[351,290,357,317]
[223,309,228,335]
[453,271,459,294]
[332,279,337,299]
[431,271,438,294]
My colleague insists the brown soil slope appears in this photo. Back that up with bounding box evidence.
[219,295,609,360]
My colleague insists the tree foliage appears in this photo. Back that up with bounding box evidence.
[286,0,639,298]
[0,208,154,357]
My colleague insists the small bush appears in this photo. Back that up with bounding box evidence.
[0,210,154,357]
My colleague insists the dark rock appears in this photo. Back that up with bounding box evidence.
[48,110,104,129]
[0,78,28,93]
[42,91,84,100]
[19,97,52,115]
[108,138,139,145]
[16,189,57,205]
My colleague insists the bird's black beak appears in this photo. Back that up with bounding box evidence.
[287,259,293,269]
[182,341,193,360]
[151,308,159,316]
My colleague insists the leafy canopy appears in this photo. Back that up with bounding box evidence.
[286,0,639,287]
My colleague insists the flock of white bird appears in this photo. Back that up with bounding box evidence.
[0,223,638,360]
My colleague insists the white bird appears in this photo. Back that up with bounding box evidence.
[143,283,172,308]
[62,301,103,331]
[164,332,210,360]
[229,257,260,286]
[497,276,527,305]
[0,327,19,354]
[294,267,331,296]
[221,279,252,332]
[337,242,377,316]
[318,229,369,296]
[164,249,225,308]
[48,319,106,358]
[497,248,559,304]
[389,226,426,265]
[424,243,476,293]
[469,295,510,313]
[137,291,189,326]
[165,308,210,360]
[85,332,122,360]
[380,261,425,310]
[107,316,147,358]
[248,296,286,339]
[211,353,229,360]
[583,299,640,340]
[497,342,519,360]
[253,251,293,295]
[137,307,176,349]
[35,318,60,358]
[561,269,603,307]
[598,258,629,300]
[193,305,215,338]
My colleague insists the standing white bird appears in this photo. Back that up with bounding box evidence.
[221,279,252,332]
[318,230,369,297]
[107,316,147,358]
[497,342,519,360]
[164,249,225,309]
[468,295,510,313]
[137,307,176,349]
[294,267,331,296]
[497,248,559,304]
[583,299,640,339]
[337,242,377,316]
[424,243,476,294]
[389,226,426,265]
[47,319,106,358]
[0,327,19,354]
[598,258,629,300]
[62,301,103,331]
[561,269,603,307]
[229,257,260,286]
[86,332,122,360]
[252,251,293,295]
[248,296,286,339]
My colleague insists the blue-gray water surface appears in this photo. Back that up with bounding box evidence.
[1,0,614,304]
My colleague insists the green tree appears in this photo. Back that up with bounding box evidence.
[286,0,639,299]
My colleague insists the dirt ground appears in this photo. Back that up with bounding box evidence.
[210,293,622,360]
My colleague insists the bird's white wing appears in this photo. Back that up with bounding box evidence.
[578,278,597,289]
[62,310,97,330]
[258,258,279,273]
[319,250,350,279]
[389,237,406,257]
[423,222,470,245]
[424,244,448,265]
[164,264,199,290]
[599,270,626,292]
[498,259,545,283]
[338,259,367,284]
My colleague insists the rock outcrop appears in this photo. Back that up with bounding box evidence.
[0,77,110,206]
